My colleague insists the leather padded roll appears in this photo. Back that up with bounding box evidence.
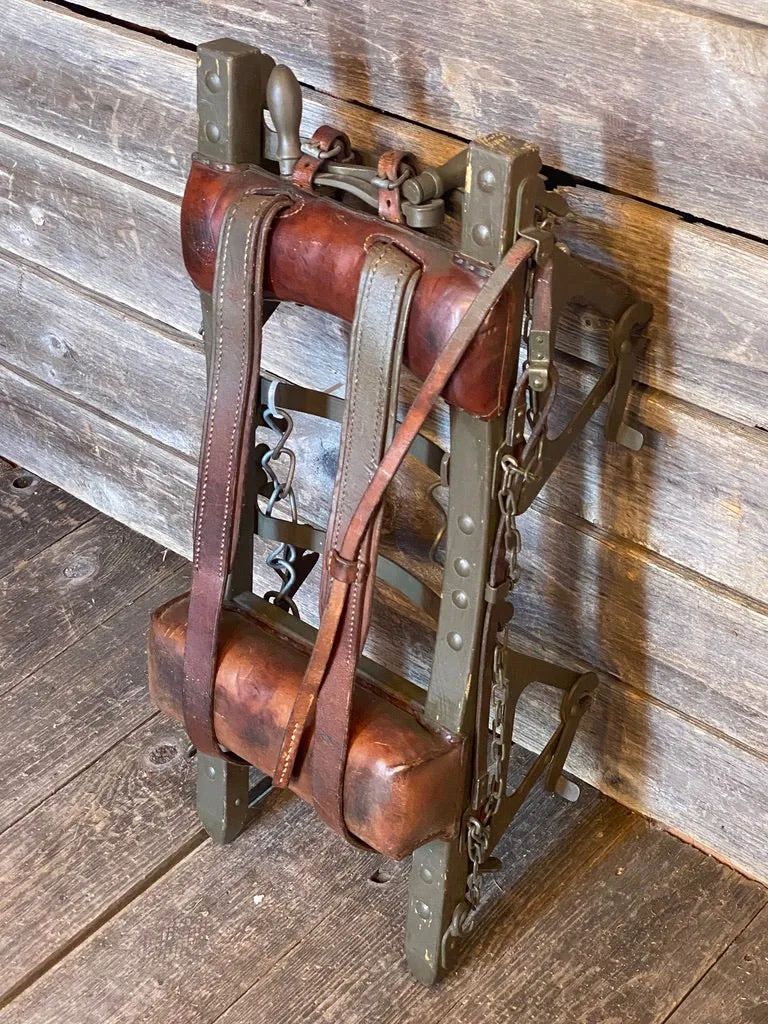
[148,594,466,860]
[181,159,523,420]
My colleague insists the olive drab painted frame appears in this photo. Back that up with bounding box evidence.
[170,38,652,984]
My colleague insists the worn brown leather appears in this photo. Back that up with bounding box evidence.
[377,149,415,224]
[181,158,523,419]
[150,595,466,860]
[291,124,352,190]
[311,241,421,838]
[273,236,536,791]
[182,190,292,758]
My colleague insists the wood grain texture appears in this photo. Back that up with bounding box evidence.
[0,569,188,833]
[1,360,767,883]
[15,0,768,235]
[0,512,183,697]
[0,129,199,336]
[0,462,95,578]
[667,904,768,1023]
[1,207,767,607]
[0,255,204,455]
[213,817,766,1024]
[3,1,767,427]
[0,793,381,1024]
[0,717,201,1005]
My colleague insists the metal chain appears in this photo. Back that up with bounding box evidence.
[442,251,556,960]
[260,380,303,616]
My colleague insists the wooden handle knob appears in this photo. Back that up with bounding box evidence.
[266,65,303,176]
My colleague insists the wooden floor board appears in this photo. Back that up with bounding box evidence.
[667,904,768,1023]
[209,810,767,1024]
[0,794,383,1024]
[0,716,202,1006]
[0,513,183,696]
[0,463,95,579]
[0,567,188,833]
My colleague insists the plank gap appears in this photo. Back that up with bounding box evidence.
[0,831,207,1013]
[40,0,197,53]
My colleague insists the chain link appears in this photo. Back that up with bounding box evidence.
[260,381,303,616]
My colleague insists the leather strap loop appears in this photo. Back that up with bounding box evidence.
[292,124,352,190]
[311,241,420,839]
[182,190,292,760]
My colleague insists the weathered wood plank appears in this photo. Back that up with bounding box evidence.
[667,904,768,1024]
[212,818,766,1024]
[513,663,768,884]
[0,512,183,697]
[3,2,767,427]
[0,256,204,455]
[0,792,382,1024]
[1,360,767,883]
[541,357,768,606]
[557,191,768,431]
[0,129,199,336]
[0,717,201,1006]
[14,0,767,235]
[0,462,95,578]
[0,757,611,1023]
[2,350,767,758]
[2,232,767,609]
[0,568,188,834]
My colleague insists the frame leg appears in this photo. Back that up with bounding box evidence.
[406,836,470,984]
[196,753,251,844]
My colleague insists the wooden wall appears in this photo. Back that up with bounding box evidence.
[1,0,767,881]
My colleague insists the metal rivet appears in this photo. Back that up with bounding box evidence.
[415,900,431,921]
[454,557,471,577]
[207,765,216,778]
[204,70,222,93]
[478,168,497,192]
[234,797,242,807]
[204,121,221,144]
[458,514,475,534]
[447,632,463,651]
[420,866,434,884]
[452,590,469,610]
[471,223,490,246]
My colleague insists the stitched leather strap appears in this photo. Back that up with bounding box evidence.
[312,241,421,838]
[182,190,292,759]
[273,236,536,800]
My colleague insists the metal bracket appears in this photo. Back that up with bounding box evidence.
[196,753,273,844]
[477,651,597,850]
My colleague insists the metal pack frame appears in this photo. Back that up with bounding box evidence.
[187,38,651,984]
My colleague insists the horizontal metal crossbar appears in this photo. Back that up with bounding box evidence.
[259,377,446,476]
[256,510,441,620]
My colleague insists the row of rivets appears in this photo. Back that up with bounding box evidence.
[470,166,497,249]
[203,65,222,147]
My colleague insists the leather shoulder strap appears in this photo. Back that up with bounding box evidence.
[273,237,536,814]
[182,190,291,759]
[311,241,421,837]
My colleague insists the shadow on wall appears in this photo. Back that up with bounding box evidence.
[510,112,671,819]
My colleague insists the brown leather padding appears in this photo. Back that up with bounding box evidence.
[181,158,523,419]
[149,594,466,860]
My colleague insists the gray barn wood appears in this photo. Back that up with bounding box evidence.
[13,0,766,234]
[0,0,766,910]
